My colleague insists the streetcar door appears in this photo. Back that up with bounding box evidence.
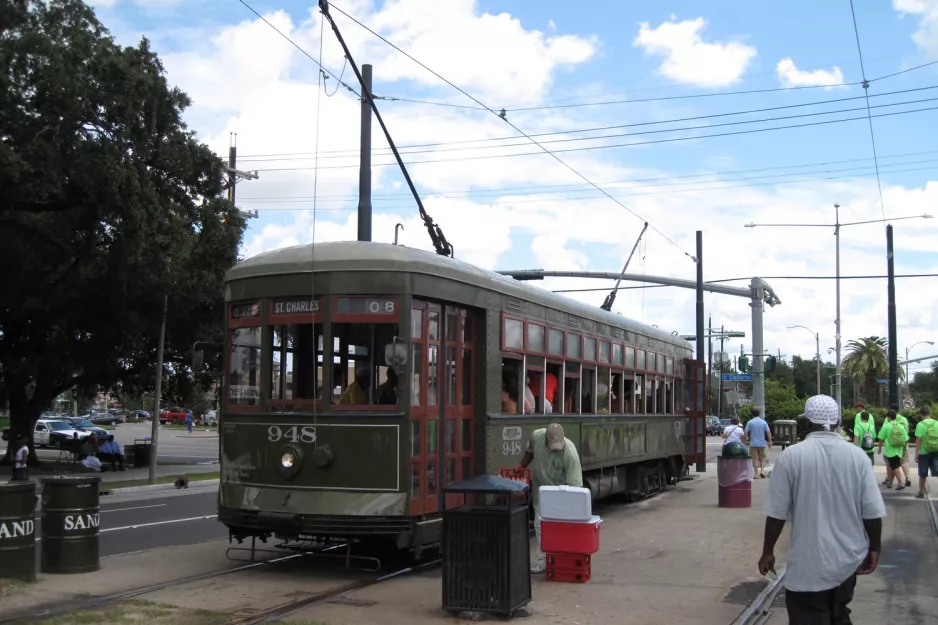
[409,301,476,516]
[682,358,705,466]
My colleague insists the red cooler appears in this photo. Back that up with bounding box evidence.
[540,515,602,554]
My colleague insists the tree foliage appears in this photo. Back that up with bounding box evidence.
[842,336,902,406]
[0,0,245,460]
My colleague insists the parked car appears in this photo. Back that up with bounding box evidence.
[90,412,121,427]
[62,417,110,442]
[33,419,92,448]
[201,410,217,426]
[706,416,722,436]
[134,410,151,421]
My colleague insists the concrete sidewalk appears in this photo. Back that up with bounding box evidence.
[2,461,219,488]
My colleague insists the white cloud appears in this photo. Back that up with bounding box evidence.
[775,58,845,88]
[894,0,938,58]
[633,17,756,87]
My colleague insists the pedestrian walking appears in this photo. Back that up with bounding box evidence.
[722,417,745,446]
[744,409,772,478]
[890,403,912,488]
[853,410,877,466]
[877,410,909,491]
[11,435,29,481]
[518,423,583,574]
[186,410,194,434]
[760,394,885,624]
[913,405,938,500]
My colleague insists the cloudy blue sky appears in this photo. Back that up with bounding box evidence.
[90,0,938,375]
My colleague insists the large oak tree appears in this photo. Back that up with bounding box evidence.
[0,0,246,461]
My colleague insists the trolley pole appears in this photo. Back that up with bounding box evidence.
[149,290,167,484]
[695,231,705,473]
[357,64,373,242]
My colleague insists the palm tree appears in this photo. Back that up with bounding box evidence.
[842,336,903,406]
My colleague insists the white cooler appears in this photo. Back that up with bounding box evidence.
[538,485,592,521]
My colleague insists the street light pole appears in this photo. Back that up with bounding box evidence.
[905,340,935,398]
[787,324,821,395]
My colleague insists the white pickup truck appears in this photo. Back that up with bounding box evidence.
[33,419,92,448]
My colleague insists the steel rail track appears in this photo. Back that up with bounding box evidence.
[226,557,443,625]
[0,551,308,625]
[729,565,786,625]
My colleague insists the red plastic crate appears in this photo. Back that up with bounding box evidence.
[498,468,530,500]
[541,517,602,554]
[546,565,591,583]
[546,553,590,570]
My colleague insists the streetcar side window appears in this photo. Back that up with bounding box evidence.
[501,358,522,414]
[331,322,401,406]
[597,366,611,413]
[229,327,261,406]
[270,323,324,401]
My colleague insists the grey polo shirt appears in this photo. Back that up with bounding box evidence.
[764,431,886,592]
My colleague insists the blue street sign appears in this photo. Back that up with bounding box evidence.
[722,373,753,382]
[876,378,889,384]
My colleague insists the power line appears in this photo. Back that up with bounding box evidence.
[236,84,938,162]
[251,104,938,172]
[237,161,938,207]
[327,2,696,263]
[848,0,887,221]
[237,163,938,211]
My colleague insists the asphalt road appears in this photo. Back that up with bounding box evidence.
[36,421,220,465]
[33,485,225,558]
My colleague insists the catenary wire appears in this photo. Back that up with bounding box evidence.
[848,0,887,221]
[251,104,938,172]
[235,84,938,162]
[328,2,696,263]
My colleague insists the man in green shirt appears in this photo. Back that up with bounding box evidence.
[913,405,938,500]
[853,411,877,465]
[877,410,909,491]
[519,423,583,574]
[890,403,912,488]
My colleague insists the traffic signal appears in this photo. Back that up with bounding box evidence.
[765,355,777,373]
[739,355,749,372]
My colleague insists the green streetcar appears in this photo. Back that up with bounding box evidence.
[218,241,706,558]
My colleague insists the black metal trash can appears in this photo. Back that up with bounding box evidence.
[442,474,531,617]
[0,481,38,581]
[124,444,136,468]
[41,476,101,574]
[132,438,152,468]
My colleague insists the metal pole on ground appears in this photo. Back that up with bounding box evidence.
[357,64,373,242]
[886,225,898,407]
[750,278,765,415]
[834,204,843,417]
[149,291,167,485]
[696,231,706,473]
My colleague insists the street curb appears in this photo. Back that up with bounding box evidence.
[102,478,219,495]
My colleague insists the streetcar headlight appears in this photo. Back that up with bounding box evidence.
[280,451,296,469]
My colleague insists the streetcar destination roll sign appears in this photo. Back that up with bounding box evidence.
[272,298,321,315]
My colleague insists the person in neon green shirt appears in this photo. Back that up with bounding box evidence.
[877,410,909,490]
[853,411,877,465]
[891,403,912,488]
[913,405,938,500]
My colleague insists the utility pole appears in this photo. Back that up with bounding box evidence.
[223,133,259,210]
[886,225,898,407]
[834,203,843,419]
[707,314,713,415]
[751,278,766,415]
[718,326,725,418]
[149,289,167,485]
[358,64,373,242]
[695,231,705,472]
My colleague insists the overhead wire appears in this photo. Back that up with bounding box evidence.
[848,0,887,221]
[234,85,938,163]
[327,2,697,263]
[250,103,938,172]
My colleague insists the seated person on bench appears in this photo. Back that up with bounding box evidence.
[99,435,125,471]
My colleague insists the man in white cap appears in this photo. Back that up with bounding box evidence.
[759,395,885,623]
[519,423,582,573]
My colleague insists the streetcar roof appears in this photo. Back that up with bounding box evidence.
[227,241,689,349]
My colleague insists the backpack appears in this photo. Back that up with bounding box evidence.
[923,419,938,454]
[859,424,874,451]
[888,421,906,447]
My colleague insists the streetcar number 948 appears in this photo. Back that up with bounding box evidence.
[267,425,317,444]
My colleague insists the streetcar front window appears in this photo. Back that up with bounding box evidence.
[229,327,261,406]
[270,323,324,401]
[332,322,401,406]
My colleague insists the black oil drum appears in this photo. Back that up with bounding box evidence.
[0,481,38,581]
[40,476,101,574]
